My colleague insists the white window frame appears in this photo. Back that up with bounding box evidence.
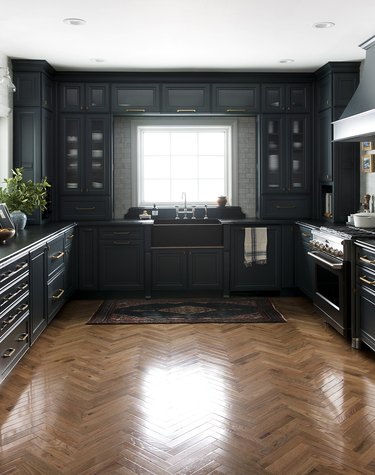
[131,118,238,208]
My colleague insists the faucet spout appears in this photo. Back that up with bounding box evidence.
[182,192,187,211]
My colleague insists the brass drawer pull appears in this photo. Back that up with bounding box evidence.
[18,303,29,312]
[113,231,130,235]
[4,315,17,325]
[113,241,131,245]
[360,276,375,286]
[17,333,29,342]
[16,262,28,271]
[3,348,15,358]
[17,283,28,292]
[75,206,96,211]
[275,205,296,209]
[226,108,246,112]
[52,251,65,261]
[52,288,65,300]
[360,256,375,265]
[177,109,196,113]
[125,108,146,112]
[67,234,75,240]
[302,232,310,237]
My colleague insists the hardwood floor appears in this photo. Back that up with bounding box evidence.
[1,296,375,474]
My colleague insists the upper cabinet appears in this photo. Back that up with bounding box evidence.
[59,83,110,112]
[262,84,311,113]
[161,84,210,113]
[14,71,54,110]
[111,84,160,113]
[212,84,260,114]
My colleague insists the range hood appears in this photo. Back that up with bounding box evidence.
[333,35,375,142]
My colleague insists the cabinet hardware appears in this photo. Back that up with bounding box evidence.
[4,315,17,325]
[176,109,196,113]
[52,288,65,300]
[75,206,96,211]
[226,108,246,112]
[3,348,15,358]
[125,108,146,112]
[113,241,131,245]
[113,232,130,235]
[18,303,28,312]
[307,251,343,269]
[275,204,296,209]
[17,333,28,342]
[17,283,28,292]
[67,234,75,240]
[359,256,375,265]
[302,232,310,237]
[51,251,65,261]
[359,276,375,286]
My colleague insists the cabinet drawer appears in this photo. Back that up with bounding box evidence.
[0,295,29,340]
[60,198,112,221]
[356,246,375,272]
[357,265,375,294]
[99,227,144,241]
[0,314,29,382]
[0,255,29,287]
[261,196,311,219]
[47,234,65,278]
[47,271,65,322]
[0,274,29,316]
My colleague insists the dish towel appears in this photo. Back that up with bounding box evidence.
[244,227,268,267]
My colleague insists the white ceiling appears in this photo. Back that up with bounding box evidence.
[1,0,375,72]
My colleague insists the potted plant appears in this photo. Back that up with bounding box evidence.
[0,167,51,230]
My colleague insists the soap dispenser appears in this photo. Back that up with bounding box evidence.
[151,204,158,218]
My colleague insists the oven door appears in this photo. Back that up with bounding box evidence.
[307,250,350,336]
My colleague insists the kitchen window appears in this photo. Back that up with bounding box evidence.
[133,120,236,207]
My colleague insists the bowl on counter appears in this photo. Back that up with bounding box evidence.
[353,213,375,228]
[0,228,16,244]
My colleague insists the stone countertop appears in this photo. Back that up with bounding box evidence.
[0,223,76,263]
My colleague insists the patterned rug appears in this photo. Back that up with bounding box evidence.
[87,298,286,324]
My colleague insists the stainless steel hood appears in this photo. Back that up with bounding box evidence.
[333,36,375,142]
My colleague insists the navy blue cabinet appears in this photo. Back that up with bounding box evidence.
[111,84,160,113]
[59,83,110,113]
[212,84,260,114]
[162,84,210,113]
[262,84,311,113]
[294,224,314,299]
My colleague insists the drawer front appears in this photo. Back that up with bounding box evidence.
[0,294,29,340]
[47,234,65,277]
[60,198,111,221]
[0,314,29,381]
[261,196,311,219]
[99,227,144,241]
[0,274,29,316]
[357,246,375,272]
[64,226,76,249]
[0,255,29,288]
[47,271,65,322]
[357,265,375,294]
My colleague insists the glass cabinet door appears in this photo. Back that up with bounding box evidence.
[62,117,82,193]
[86,117,109,193]
[287,116,309,192]
[262,117,284,192]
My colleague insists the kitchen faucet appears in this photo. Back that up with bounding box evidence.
[176,192,195,219]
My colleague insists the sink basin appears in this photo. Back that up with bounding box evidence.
[152,219,223,247]
[153,218,221,225]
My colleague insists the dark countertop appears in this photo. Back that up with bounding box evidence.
[354,238,375,249]
[0,223,76,264]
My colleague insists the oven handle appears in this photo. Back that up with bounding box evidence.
[307,251,343,269]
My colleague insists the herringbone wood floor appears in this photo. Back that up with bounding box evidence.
[1,297,375,475]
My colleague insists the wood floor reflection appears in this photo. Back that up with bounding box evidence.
[1,296,375,474]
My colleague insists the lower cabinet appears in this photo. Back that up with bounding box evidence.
[152,249,223,291]
[78,226,99,290]
[230,226,281,291]
[29,244,47,343]
[99,227,144,290]
[355,242,375,351]
[294,224,314,299]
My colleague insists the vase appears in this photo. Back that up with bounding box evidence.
[217,196,227,207]
[10,210,27,231]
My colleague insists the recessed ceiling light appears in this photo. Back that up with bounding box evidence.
[63,18,86,26]
[90,58,105,63]
[279,59,295,64]
[313,22,335,29]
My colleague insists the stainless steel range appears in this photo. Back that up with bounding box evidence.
[308,225,375,338]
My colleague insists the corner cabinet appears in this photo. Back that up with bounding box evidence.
[59,114,112,220]
[230,225,281,291]
[259,114,311,219]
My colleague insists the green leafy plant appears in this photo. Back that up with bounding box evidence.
[0,168,51,215]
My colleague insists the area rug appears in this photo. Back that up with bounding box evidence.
[87,298,286,324]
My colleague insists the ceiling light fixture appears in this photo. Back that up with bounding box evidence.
[90,58,105,63]
[313,22,335,29]
[63,18,86,26]
[279,59,295,64]
[0,67,16,92]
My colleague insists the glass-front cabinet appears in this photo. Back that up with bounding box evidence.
[262,115,310,194]
[61,115,110,195]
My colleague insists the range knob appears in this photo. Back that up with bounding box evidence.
[337,250,344,258]
[333,249,340,256]
[319,243,326,250]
